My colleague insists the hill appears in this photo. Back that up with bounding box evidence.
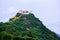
[0,12,60,40]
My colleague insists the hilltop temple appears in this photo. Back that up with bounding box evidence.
[18,10,32,14]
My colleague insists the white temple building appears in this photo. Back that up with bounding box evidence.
[18,10,32,14]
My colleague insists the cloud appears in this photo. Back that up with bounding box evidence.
[0,7,17,22]
[2,7,17,14]
[8,7,17,13]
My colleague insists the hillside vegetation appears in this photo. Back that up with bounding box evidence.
[0,13,60,40]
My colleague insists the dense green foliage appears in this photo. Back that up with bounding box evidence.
[0,13,60,40]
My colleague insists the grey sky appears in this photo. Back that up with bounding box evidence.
[0,0,60,34]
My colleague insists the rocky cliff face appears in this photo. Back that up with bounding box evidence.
[0,12,60,40]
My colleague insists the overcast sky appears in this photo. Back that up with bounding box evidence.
[0,0,60,34]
